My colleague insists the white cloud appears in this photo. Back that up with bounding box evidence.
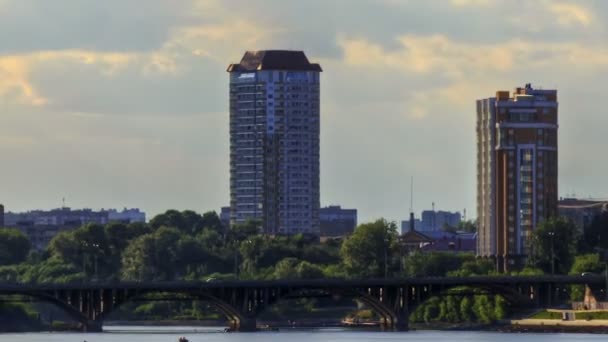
[548,2,593,27]
[450,0,494,7]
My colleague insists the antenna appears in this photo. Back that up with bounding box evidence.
[62,197,66,208]
[410,176,414,213]
[409,176,415,232]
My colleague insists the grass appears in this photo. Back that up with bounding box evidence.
[577,311,608,320]
[529,311,563,319]
[530,310,608,321]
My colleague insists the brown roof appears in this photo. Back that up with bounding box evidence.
[227,50,322,72]
[400,230,433,243]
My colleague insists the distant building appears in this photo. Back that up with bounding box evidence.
[227,50,322,235]
[220,206,231,229]
[399,213,433,252]
[401,219,422,235]
[107,208,146,223]
[559,198,608,231]
[420,210,461,232]
[420,231,477,253]
[4,207,146,250]
[319,205,357,237]
[0,204,4,227]
[476,83,558,271]
[16,225,73,251]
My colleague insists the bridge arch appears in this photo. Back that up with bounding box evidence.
[0,290,92,330]
[259,287,402,328]
[95,289,250,330]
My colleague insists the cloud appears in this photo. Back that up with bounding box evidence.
[548,2,593,27]
[450,0,494,7]
[0,57,46,105]
[340,34,608,76]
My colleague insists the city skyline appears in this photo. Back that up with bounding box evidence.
[2,1,608,224]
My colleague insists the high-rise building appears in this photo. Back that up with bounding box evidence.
[420,210,462,232]
[476,83,558,271]
[227,50,322,234]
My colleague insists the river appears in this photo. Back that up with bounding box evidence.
[0,327,607,342]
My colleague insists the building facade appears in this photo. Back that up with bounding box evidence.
[227,50,322,235]
[3,207,146,250]
[3,207,145,227]
[559,198,608,232]
[319,205,357,236]
[220,206,231,229]
[476,83,558,271]
[420,210,461,232]
[401,218,422,234]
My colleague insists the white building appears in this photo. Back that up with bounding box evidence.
[227,50,322,235]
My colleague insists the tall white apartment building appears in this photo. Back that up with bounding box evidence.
[227,51,322,234]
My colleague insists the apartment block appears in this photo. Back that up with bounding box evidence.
[476,83,558,271]
[227,50,322,234]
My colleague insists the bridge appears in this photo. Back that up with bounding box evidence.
[0,275,605,332]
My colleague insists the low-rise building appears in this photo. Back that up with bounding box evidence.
[319,205,357,237]
[558,198,608,231]
[3,206,146,250]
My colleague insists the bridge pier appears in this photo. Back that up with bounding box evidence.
[83,320,103,332]
[229,317,257,332]
[394,320,409,331]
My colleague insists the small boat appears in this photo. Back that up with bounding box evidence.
[178,337,189,342]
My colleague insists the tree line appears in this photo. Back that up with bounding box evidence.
[0,209,607,327]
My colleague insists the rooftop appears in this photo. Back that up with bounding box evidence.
[227,50,322,72]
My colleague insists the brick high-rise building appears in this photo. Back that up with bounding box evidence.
[476,83,558,271]
[227,51,322,234]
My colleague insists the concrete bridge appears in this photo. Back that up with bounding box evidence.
[0,275,605,332]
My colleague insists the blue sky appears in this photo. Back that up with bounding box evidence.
[1,0,607,223]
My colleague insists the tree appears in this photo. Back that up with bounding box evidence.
[580,210,608,253]
[340,219,398,278]
[569,253,606,301]
[295,261,324,279]
[447,259,496,277]
[529,217,579,274]
[403,252,475,277]
[458,220,477,233]
[0,229,31,265]
[273,258,300,279]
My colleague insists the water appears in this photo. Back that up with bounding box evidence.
[0,327,606,342]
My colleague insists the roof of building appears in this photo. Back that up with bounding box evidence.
[421,236,477,252]
[400,230,434,244]
[559,198,608,209]
[227,50,322,72]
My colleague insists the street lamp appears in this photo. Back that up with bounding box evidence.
[384,236,389,279]
[82,242,100,281]
[548,231,555,275]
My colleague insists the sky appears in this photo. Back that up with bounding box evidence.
[1,0,607,224]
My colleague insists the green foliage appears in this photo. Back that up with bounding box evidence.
[580,211,608,253]
[411,292,507,325]
[0,228,31,265]
[0,302,43,332]
[457,220,477,233]
[511,267,545,276]
[529,217,579,274]
[568,253,606,301]
[340,219,398,278]
[404,252,475,277]
[447,259,496,277]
